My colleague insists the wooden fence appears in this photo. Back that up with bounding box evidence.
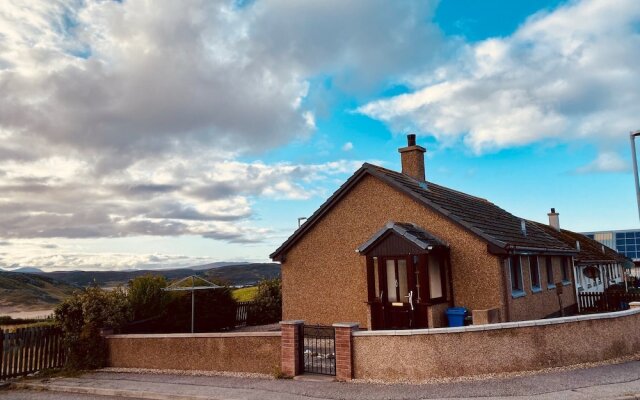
[579,291,640,313]
[235,301,255,327]
[0,326,65,381]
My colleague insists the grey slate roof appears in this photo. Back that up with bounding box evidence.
[357,222,448,253]
[531,221,629,265]
[270,163,576,261]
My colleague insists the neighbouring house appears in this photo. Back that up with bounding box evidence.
[581,228,640,277]
[532,211,627,295]
[271,135,579,330]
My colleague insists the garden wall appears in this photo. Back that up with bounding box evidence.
[106,332,281,374]
[352,307,640,382]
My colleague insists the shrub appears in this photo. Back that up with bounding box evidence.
[162,287,237,332]
[54,285,131,370]
[248,279,282,325]
[128,274,169,321]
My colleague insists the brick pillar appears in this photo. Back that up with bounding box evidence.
[280,320,303,377]
[630,302,640,310]
[333,322,358,381]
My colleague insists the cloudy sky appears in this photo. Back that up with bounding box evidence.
[0,0,638,271]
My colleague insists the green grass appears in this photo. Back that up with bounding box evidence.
[232,286,258,302]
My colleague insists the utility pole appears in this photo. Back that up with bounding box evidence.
[631,131,640,221]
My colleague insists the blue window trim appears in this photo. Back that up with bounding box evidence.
[512,290,526,299]
[547,283,556,290]
[562,280,572,286]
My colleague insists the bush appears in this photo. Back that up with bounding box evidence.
[128,274,169,321]
[54,285,131,370]
[248,279,282,325]
[161,287,237,332]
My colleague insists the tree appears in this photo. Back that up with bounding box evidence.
[54,285,131,369]
[248,279,282,325]
[128,274,169,321]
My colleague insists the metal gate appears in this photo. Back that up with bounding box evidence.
[301,325,335,375]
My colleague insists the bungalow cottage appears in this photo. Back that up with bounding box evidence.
[532,213,627,295]
[271,135,581,330]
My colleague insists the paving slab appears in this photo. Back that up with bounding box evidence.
[5,360,640,400]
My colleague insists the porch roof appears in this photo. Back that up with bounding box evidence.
[357,222,448,254]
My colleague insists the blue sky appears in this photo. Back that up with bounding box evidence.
[0,0,638,270]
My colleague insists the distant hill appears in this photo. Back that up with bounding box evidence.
[0,271,77,310]
[186,261,249,271]
[41,263,281,288]
[11,267,44,274]
[43,268,197,288]
[203,263,280,286]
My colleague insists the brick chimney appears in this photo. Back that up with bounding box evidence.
[548,208,560,231]
[399,134,426,181]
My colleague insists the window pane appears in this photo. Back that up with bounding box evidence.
[397,259,408,302]
[386,260,397,302]
[530,256,540,288]
[373,257,380,298]
[511,256,522,291]
[546,256,554,285]
[428,254,443,299]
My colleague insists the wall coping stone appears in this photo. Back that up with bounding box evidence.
[106,331,282,339]
[333,322,360,328]
[353,308,640,337]
[280,320,304,325]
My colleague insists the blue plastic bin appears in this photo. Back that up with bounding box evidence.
[446,307,467,327]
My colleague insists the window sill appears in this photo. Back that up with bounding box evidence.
[511,290,526,299]
[547,284,556,290]
[562,280,572,286]
[531,286,542,293]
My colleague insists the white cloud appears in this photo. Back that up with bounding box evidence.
[342,142,354,152]
[359,0,640,166]
[0,0,439,255]
[576,151,629,174]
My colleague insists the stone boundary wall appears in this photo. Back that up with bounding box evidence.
[352,308,640,382]
[106,332,281,375]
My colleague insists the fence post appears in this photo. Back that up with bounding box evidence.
[332,322,358,382]
[279,320,304,378]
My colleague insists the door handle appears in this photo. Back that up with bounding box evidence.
[405,290,414,311]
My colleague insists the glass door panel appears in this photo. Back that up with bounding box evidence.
[386,259,397,302]
[397,259,408,301]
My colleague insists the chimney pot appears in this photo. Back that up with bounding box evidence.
[548,208,560,231]
[407,134,416,146]
[398,134,426,181]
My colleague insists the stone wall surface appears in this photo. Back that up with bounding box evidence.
[352,309,640,382]
[282,175,505,328]
[106,332,281,374]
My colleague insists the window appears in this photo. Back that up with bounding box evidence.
[530,256,541,292]
[373,257,380,298]
[509,256,524,298]
[545,256,555,288]
[561,257,571,284]
[428,254,443,299]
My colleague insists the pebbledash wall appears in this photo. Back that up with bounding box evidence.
[106,332,281,374]
[105,305,640,382]
[352,306,640,382]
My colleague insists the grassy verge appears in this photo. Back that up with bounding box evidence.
[232,286,258,302]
